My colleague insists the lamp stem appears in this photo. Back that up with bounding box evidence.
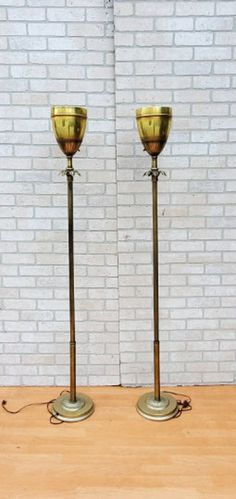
[66,156,76,403]
[151,156,161,402]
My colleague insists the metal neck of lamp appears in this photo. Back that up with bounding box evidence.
[136,106,179,421]
[51,106,94,422]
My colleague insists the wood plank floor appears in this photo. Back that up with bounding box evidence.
[1,386,236,499]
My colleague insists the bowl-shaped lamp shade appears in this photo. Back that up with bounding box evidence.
[51,106,87,157]
[136,106,172,157]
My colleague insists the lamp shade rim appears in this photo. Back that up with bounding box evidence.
[136,106,172,118]
[51,106,87,118]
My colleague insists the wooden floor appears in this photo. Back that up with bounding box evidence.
[1,386,236,499]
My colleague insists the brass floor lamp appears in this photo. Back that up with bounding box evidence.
[51,106,94,422]
[136,106,179,421]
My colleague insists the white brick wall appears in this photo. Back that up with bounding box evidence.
[0,0,119,386]
[0,0,236,387]
[114,0,236,386]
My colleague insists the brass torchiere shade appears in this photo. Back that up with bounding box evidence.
[136,106,179,421]
[51,106,94,422]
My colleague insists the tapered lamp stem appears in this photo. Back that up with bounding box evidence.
[67,156,76,403]
[51,105,94,422]
[136,105,179,420]
[151,156,161,402]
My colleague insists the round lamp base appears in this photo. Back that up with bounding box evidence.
[52,392,94,422]
[136,391,179,421]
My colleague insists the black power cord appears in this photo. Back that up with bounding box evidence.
[1,390,70,425]
[164,390,192,418]
[2,389,192,423]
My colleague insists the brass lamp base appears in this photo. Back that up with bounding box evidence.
[52,393,94,422]
[136,391,179,421]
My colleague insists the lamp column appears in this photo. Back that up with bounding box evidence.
[151,156,161,402]
[50,106,94,422]
[136,106,179,421]
[66,157,76,403]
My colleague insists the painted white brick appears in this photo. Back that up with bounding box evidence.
[137,2,174,16]
[8,7,45,20]
[47,8,85,21]
[195,47,231,61]
[135,61,172,76]
[216,2,236,15]
[214,61,236,74]
[176,32,213,46]
[156,47,193,61]
[1,0,236,388]
[115,17,153,32]
[176,1,214,16]
[174,62,211,76]
[68,22,104,36]
[136,32,173,46]
[194,75,230,89]
[195,17,233,31]
[215,32,236,45]
[114,1,133,16]
[114,0,236,387]
[156,17,193,31]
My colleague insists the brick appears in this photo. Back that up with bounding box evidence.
[68,22,104,36]
[203,373,233,383]
[175,62,211,75]
[215,61,236,74]
[174,89,210,102]
[28,0,65,4]
[176,32,213,46]
[115,17,153,31]
[10,36,47,50]
[0,22,26,35]
[47,7,85,21]
[68,0,103,5]
[116,47,153,62]
[192,103,228,116]
[1,0,24,4]
[11,65,46,79]
[8,8,45,20]
[213,89,236,102]
[195,17,233,31]
[156,17,193,31]
[114,2,133,16]
[135,61,172,75]
[193,75,230,89]
[216,2,236,15]
[136,2,174,15]
[48,37,85,51]
[136,32,173,46]
[196,47,231,61]
[117,76,153,90]
[156,47,193,60]
[48,65,85,79]
[176,1,214,16]
[114,33,134,48]
[215,32,236,45]
[29,52,66,64]
[87,66,113,79]
[87,7,113,21]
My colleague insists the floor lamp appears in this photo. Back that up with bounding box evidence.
[136,106,179,421]
[50,106,94,422]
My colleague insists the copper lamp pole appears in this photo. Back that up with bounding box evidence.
[50,106,94,422]
[136,106,179,421]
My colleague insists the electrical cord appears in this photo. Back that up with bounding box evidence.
[1,389,70,425]
[1,389,192,422]
[164,390,192,418]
